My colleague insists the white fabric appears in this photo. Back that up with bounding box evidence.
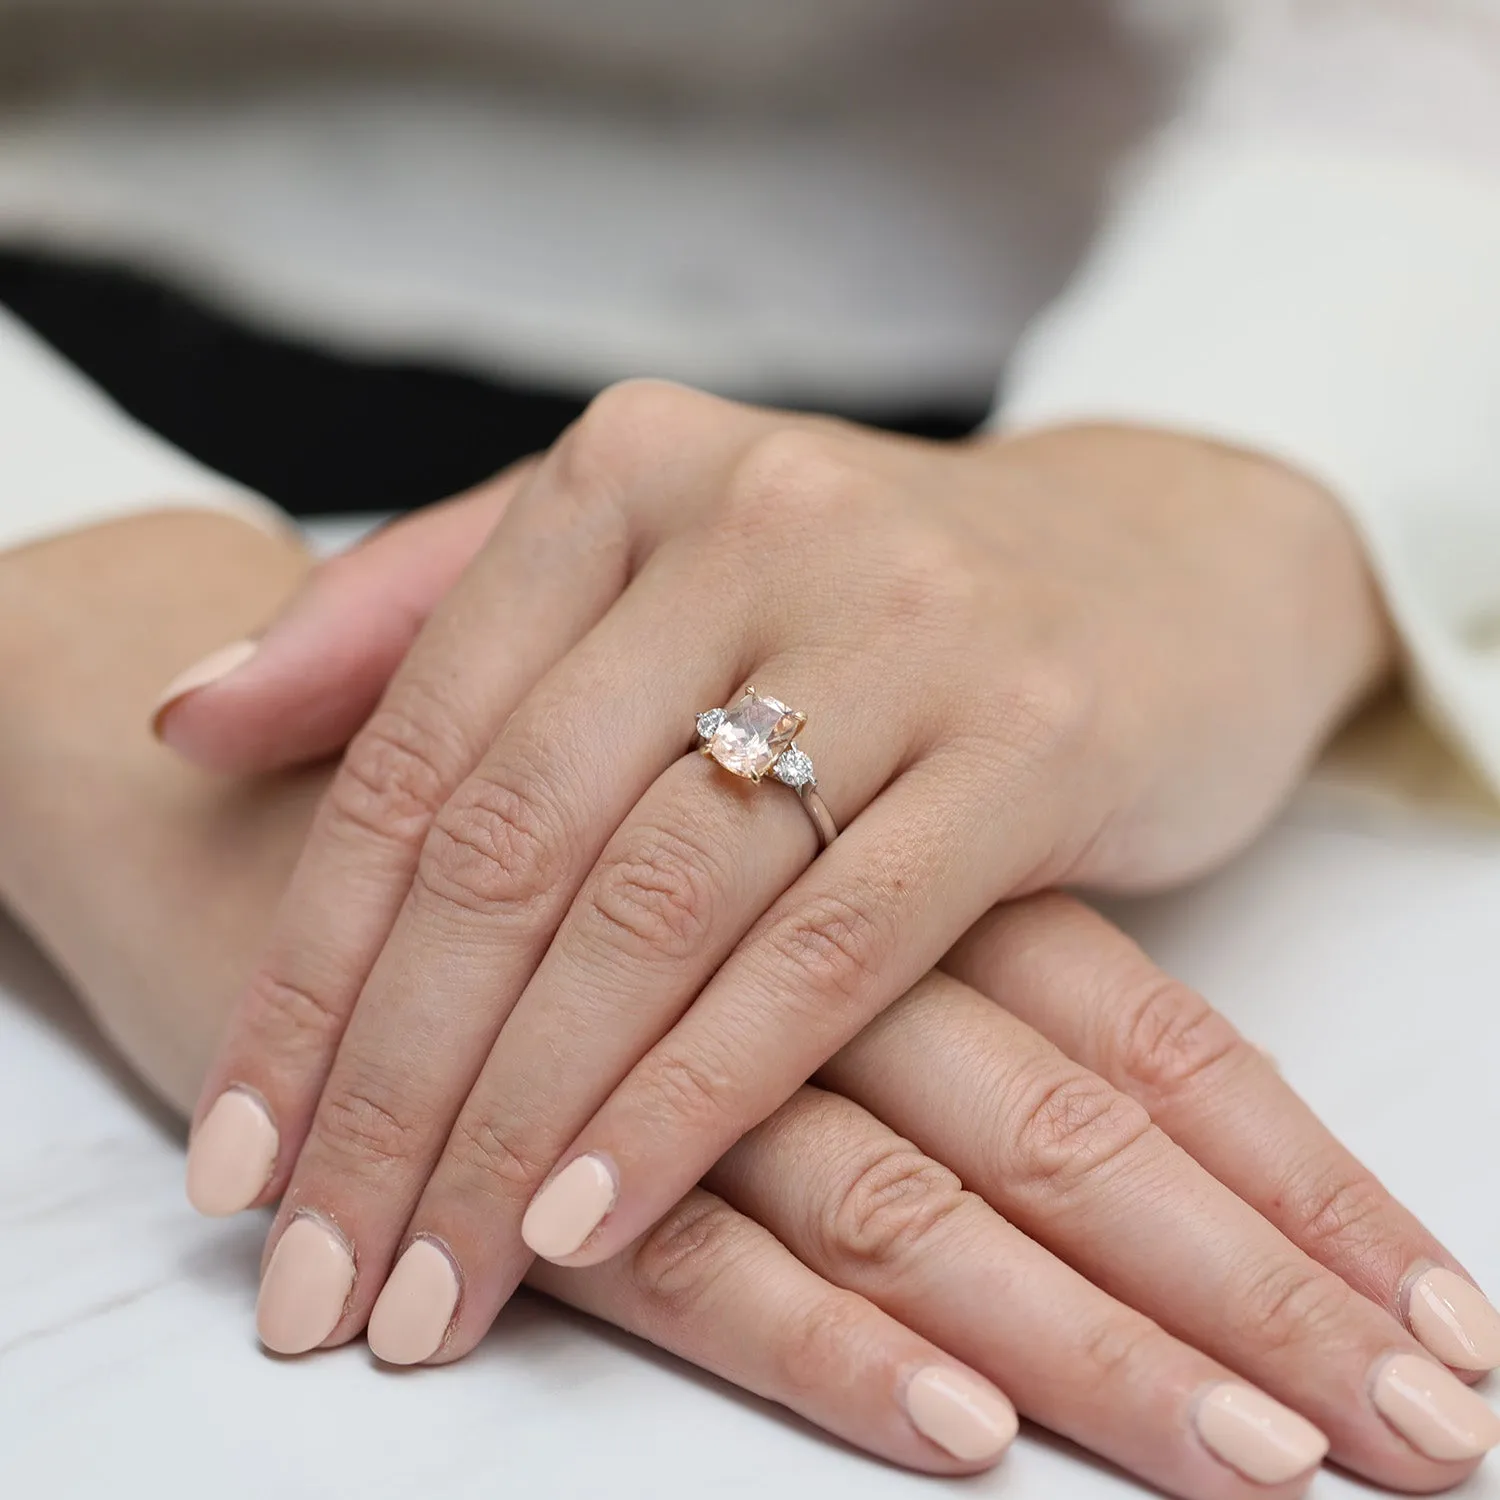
[0,1,1152,405]
[998,140,1500,792]
[0,302,286,550]
[998,0,1500,794]
[1,0,1499,789]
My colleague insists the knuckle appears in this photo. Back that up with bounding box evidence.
[328,698,457,847]
[446,1111,552,1198]
[1007,1069,1153,1193]
[823,1142,969,1269]
[878,521,983,631]
[1288,1168,1393,1262]
[775,1292,873,1401]
[1235,1258,1356,1358]
[582,377,704,442]
[631,1194,749,1323]
[762,893,887,1013]
[723,429,869,530]
[417,762,568,920]
[1076,1317,1158,1396]
[585,827,720,963]
[638,1045,738,1136]
[1111,972,1245,1102]
[241,968,347,1053]
[563,379,706,485]
[316,1072,425,1172]
[985,662,1099,776]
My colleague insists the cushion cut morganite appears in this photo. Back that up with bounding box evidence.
[707,695,802,780]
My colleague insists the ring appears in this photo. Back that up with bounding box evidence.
[695,687,837,849]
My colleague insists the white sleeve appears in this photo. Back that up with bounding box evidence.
[995,1,1500,794]
[0,300,290,552]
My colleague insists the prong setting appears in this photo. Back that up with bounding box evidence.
[697,691,811,784]
[691,691,832,848]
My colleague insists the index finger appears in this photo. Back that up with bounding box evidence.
[155,460,535,775]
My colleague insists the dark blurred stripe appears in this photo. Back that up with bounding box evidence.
[0,248,986,517]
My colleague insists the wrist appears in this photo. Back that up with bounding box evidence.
[987,423,1398,731]
[1195,427,1399,727]
[0,509,311,814]
[0,511,315,1108]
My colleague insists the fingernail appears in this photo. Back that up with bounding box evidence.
[256,1215,355,1355]
[367,1238,460,1365]
[1372,1352,1500,1461]
[521,1154,617,1260]
[904,1366,1018,1463]
[185,1087,278,1216]
[151,638,258,729]
[1194,1383,1328,1484]
[1407,1267,1500,1373]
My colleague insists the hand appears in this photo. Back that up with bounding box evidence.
[154,426,1500,1489]
[177,385,1395,1256]
[0,510,1027,1478]
[10,536,1498,1500]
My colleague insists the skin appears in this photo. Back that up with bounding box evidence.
[0,513,1473,1496]
[136,407,1492,1486]
[173,395,1411,1355]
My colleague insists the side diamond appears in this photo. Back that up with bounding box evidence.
[696,708,726,741]
[773,746,816,789]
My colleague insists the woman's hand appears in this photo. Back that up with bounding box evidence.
[0,510,1032,1478]
[9,507,1495,1494]
[173,386,1396,1279]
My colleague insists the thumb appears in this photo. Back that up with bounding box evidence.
[153,460,536,776]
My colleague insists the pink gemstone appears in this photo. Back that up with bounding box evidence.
[708,695,802,780]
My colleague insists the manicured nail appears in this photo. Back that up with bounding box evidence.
[521,1154,617,1260]
[1194,1383,1328,1484]
[367,1238,460,1366]
[151,638,258,730]
[185,1087,277,1216]
[256,1215,355,1355]
[1407,1268,1500,1372]
[904,1366,1018,1463]
[1372,1352,1500,1461]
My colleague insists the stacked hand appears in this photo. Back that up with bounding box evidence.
[140,388,1498,1494]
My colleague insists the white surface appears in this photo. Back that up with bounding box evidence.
[1,791,1498,1498]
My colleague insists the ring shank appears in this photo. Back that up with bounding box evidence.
[799,786,837,850]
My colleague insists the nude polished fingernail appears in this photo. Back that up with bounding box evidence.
[1372,1352,1500,1461]
[905,1366,1018,1463]
[185,1087,278,1216]
[521,1154,617,1260]
[1407,1267,1500,1372]
[1194,1383,1328,1484]
[367,1239,460,1365]
[151,638,258,729]
[256,1215,355,1355]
